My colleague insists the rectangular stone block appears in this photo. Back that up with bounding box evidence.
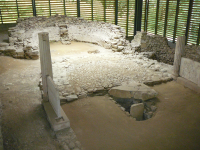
[130,103,144,121]
[180,57,200,86]
[43,101,70,131]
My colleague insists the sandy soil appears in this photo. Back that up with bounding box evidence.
[0,57,64,150]
[62,82,200,150]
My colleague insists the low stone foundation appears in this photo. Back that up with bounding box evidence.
[0,15,132,59]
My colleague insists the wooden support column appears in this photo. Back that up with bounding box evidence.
[155,0,160,35]
[163,0,169,37]
[63,0,66,16]
[145,0,149,32]
[16,0,20,18]
[134,0,143,35]
[49,0,51,16]
[173,36,185,77]
[173,0,180,43]
[91,0,93,21]
[0,9,3,24]
[126,0,129,36]
[77,0,80,17]
[115,0,118,25]
[38,32,53,101]
[32,0,36,16]
[197,24,200,45]
[104,0,106,22]
[185,0,193,44]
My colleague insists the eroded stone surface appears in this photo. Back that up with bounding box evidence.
[108,81,158,101]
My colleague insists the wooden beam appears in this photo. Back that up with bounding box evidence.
[145,0,149,32]
[173,0,180,43]
[197,24,200,45]
[163,0,169,37]
[0,9,3,24]
[134,0,143,35]
[185,0,193,44]
[104,0,106,22]
[155,0,160,35]
[63,0,66,16]
[91,0,93,21]
[77,0,80,17]
[16,0,19,17]
[126,0,129,36]
[49,0,51,16]
[115,0,118,25]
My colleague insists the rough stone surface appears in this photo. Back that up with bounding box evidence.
[131,32,175,65]
[1,15,129,59]
[131,31,200,65]
[130,103,144,121]
[66,95,78,102]
[108,81,158,101]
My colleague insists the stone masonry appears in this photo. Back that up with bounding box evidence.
[0,15,132,59]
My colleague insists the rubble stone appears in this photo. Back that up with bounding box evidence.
[5,15,129,59]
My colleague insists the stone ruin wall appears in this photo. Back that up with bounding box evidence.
[132,31,200,65]
[0,15,132,59]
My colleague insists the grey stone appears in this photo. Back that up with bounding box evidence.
[120,107,125,111]
[62,93,69,97]
[108,81,158,101]
[6,46,16,51]
[62,144,70,150]
[75,141,81,148]
[66,95,78,102]
[0,42,9,47]
[68,142,75,149]
[144,111,153,119]
[130,103,144,121]
[151,105,157,112]
[78,92,87,99]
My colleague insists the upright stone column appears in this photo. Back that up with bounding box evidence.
[173,36,186,77]
[38,32,53,101]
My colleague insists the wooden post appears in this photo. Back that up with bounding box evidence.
[38,32,53,101]
[126,0,129,36]
[173,36,185,77]
[115,0,118,25]
[104,0,106,22]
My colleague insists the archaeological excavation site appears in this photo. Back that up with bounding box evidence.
[0,0,200,150]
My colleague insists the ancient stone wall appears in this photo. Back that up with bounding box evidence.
[131,32,175,65]
[132,31,200,65]
[0,15,130,59]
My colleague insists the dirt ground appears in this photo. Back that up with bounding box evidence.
[62,82,200,150]
[0,57,64,150]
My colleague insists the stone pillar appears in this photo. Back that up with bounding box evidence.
[173,36,186,77]
[38,32,53,101]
